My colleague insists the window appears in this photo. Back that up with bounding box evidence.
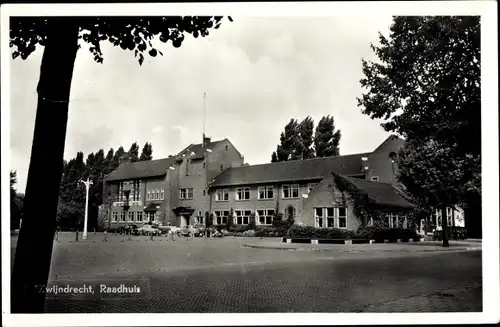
[160,187,164,200]
[326,208,335,228]
[220,165,223,171]
[146,212,155,222]
[370,176,379,182]
[203,162,206,168]
[257,209,274,225]
[215,189,229,201]
[128,211,134,222]
[156,189,160,200]
[120,212,126,222]
[402,215,408,228]
[388,213,399,228]
[203,190,206,196]
[315,208,324,228]
[282,184,299,199]
[315,207,347,228]
[147,190,151,201]
[368,216,374,227]
[214,210,230,225]
[446,207,453,226]
[136,211,143,222]
[308,183,318,193]
[180,188,194,200]
[338,207,347,228]
[112,212,118,222]
[258,186,274,200]
[235,210,251,225]
[225,145,228,151]
[236,187,250,200]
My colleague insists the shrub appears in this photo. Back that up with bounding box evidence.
[355,226,419,241]
[255,226,288,237]
[234,225,249,233]
[272,219,291,229]
[286,226,356,239]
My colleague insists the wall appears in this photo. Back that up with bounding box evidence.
[106,175,168,226]
[299,175,360,230]
[210,182,320,225]
[207,139,245,183]
[165,139,245,227]
[365,135,405,185]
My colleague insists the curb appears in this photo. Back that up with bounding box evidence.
[241,243,482,253]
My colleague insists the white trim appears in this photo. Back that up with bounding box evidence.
[234,209,252,225]
[282,184,299,199]
[256,209,274,225]
[257,185,274,200]
[215,189,229,202]
[235,187,251,201]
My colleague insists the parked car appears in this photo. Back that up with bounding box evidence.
[155,225,171,235]
[205,227,223,238]
[117,224,139,235]
[178,225,200,237]
[137,224,161,236]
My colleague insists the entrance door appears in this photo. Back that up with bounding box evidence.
[179,215,191,227]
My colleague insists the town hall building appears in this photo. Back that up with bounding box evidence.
[99,134,462,232]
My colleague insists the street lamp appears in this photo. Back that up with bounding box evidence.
[79,177,93,240]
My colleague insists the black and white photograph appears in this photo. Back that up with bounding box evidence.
[1,1,498,326]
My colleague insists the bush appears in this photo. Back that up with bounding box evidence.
[272,220,291,229]
[355,226,419,241]
[255,226,288,237]
[286,226,355,239]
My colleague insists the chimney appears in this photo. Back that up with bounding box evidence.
[203,134,211,147]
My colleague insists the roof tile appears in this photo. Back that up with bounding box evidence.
[210,153,371,187]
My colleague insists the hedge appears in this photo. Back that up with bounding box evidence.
[355,226,419,241]
[286,226,355,239]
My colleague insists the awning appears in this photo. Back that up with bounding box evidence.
[143,202,158,212]
[172,206,195,216]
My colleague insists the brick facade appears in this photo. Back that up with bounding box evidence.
[104,135,412,231]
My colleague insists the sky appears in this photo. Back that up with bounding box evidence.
[10,16,395,193]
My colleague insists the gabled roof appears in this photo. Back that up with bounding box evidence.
[209,153,371,187]
[176,139,226,160]
[342,175,415,208]
[105,157,176,182]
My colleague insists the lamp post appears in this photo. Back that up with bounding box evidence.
[80,177,93,240]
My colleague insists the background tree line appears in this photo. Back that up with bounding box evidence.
[10,171,25,230]
[271,115,341,162]
[56,141,153,231]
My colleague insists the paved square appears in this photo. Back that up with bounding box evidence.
[11,233,483,313]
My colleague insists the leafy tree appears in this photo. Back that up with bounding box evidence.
[128,142,140,162]
[271,119,301,162]
[10,14,231,313]
[139,142,153,161]
[357,16,481,244]
[248,212,257,230]
[314,115,341,157]
[298,116,315,159]
[226,208,234,229]
[271,151,278,163]
[398,140,480,246]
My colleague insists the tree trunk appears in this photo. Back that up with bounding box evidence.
[441,205,450,247]
[11,18,80,313]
